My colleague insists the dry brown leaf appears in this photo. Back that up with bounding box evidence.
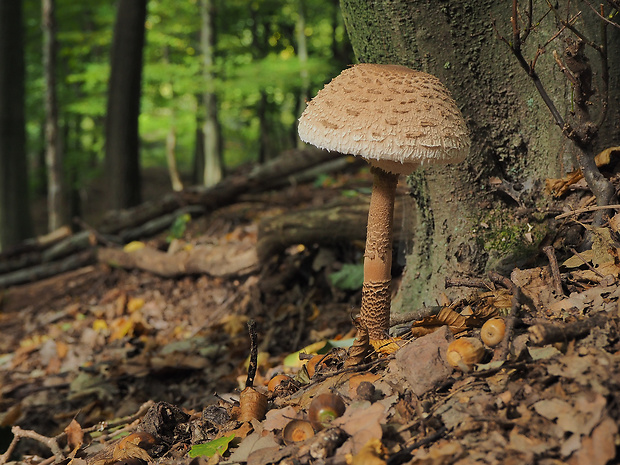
[370,338,402,356]
[239,386,268,422]
[262,405,300,432]
[65,418,84,450]
[56,340,69,359]
[113,433,153,463]
[568,417,618,465]
[345,438,386,465]
[410,307,468,337]
[546,146,620,198]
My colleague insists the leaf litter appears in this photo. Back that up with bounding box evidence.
[0,172,620,465]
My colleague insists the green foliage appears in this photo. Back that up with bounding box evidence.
[329,263,364,291]
[188,433,235,458]
[166,213,191,242]
[22,0,352,195]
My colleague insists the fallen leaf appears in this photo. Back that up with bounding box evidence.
[262,405,299,431]
[227,431,279,463]
[188,434,235,458]
[345,438,386,465]
[64,419,84,451]
[568,417,618,465]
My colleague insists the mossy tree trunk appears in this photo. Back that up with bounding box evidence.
[339,0,620,310]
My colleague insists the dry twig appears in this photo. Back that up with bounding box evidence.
[542,246,564,295]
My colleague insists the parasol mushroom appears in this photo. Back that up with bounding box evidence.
[298,63,470,340]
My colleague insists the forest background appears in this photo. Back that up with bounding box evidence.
[0,0,352,248]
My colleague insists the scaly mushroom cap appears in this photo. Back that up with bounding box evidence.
[298,63,470,174]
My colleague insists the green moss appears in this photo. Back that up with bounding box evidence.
[474,207,547,258]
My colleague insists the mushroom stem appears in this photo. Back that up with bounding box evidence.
[361,167,399,340]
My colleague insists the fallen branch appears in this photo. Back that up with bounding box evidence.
[555,204,620,220]
[542,246,564,295]
[99,147,340,234]
[0,249,96,289]
[488,271,521,362]
[257,194,406,260]
[0,265,100,312]
[528,313,609,345]
[98,242,259,278]
[0,426,64,464]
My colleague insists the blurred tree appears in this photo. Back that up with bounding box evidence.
[104,0,147,210]
[42,0,67,230]
[295,0,309,147]
[339,0,619,310]
[0,0,33,250]
[200,0,223,187]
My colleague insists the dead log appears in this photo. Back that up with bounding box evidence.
[256,194,407,260]
[0,249,96,289]
[99,147,340,234]
[41,230,97,262]
[0,225,72,260]
[98,242,259,278]
[0,231,97,276]
[118,205,206,243]
[0,265,100,312]
[0,252,42,275]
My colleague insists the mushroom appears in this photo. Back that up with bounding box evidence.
[298,64,470,340]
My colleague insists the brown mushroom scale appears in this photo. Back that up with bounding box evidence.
[298,63,470,340]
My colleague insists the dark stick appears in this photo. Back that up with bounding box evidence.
[245,319,258,389]
[387,426,447,465]
[488,271,521,362]
[542,246,564,295]
[529,314,608,345]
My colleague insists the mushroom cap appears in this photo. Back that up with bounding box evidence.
[298,63,470,175]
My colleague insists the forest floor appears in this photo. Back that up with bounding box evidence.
[0,165,619,465]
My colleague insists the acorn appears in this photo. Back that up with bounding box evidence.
[446,337,485,372]
[481,318,506,347]
[268,374,291,392]
[282,419,315,444]
[305,354,325,378]
[308,393,346,431]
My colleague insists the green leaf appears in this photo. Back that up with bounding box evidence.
[166,213,191,242]
[329,263,364,290]
[188,434,235,458]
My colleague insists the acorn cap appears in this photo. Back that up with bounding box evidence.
[298,63,470,175]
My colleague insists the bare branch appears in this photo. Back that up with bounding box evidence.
[582,0,620,29]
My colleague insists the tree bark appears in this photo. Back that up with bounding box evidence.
[339,0,620,310]
[0,0,32,250]
[42,0,68,231]
[104,0,147,210]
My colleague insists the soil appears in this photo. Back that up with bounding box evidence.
[1,166,619,465]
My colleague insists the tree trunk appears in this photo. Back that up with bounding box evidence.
[165,126,183,191]
[104,0,147,210]
[0,0,32,250]
[42,0,66,231]
[295,0,310,149]
[193,123,205,185]
[339,0,620,310]
[201,0,223,187]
